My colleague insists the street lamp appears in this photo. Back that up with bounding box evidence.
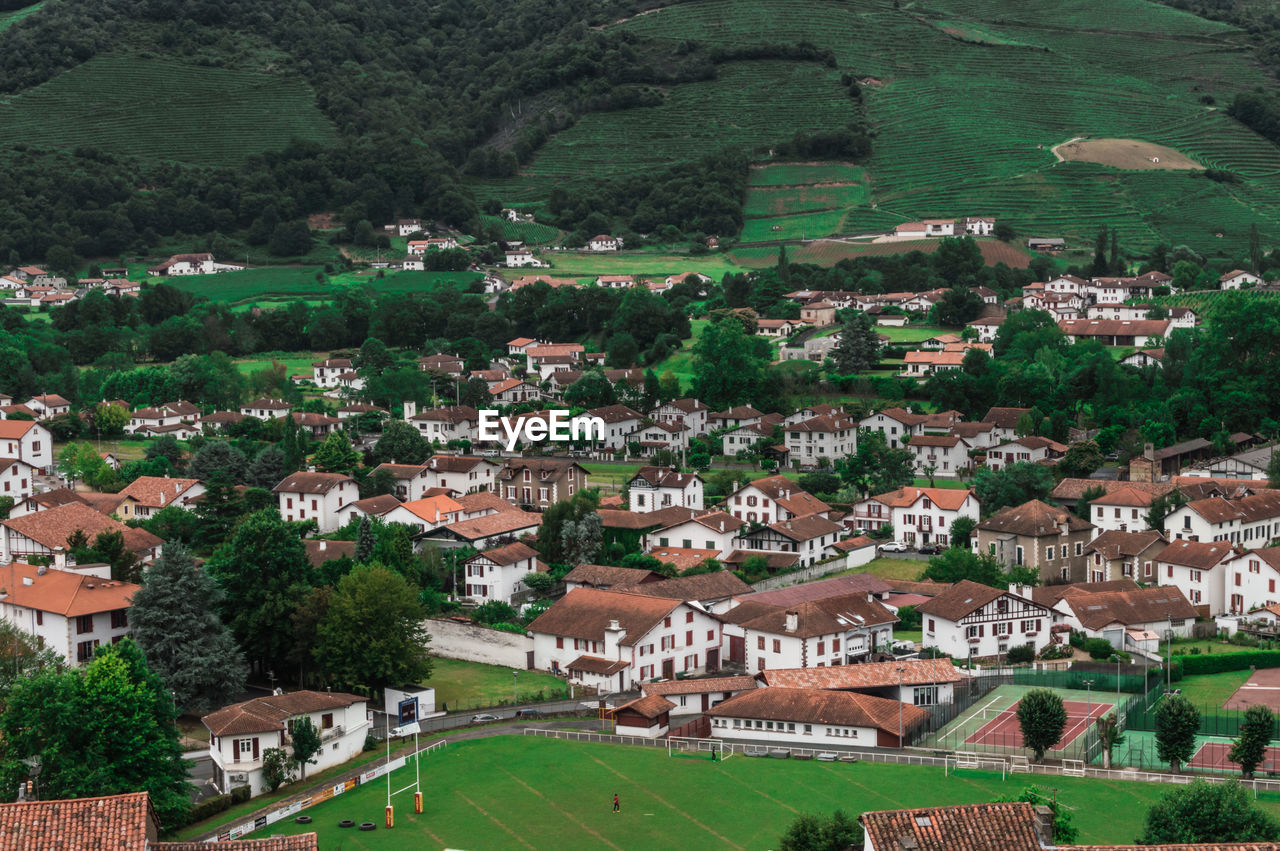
[513,670,519,705]
[1082,679,1095,717]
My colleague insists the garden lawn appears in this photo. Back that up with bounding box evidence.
[427,659,567,713]
[912,478,969,490]
[1164,639,1270,658]
[232,354,324,378]
[842,557,923,582]
[255,735,1277,849]
[583,463,643,491]
[1173,670,1254,709]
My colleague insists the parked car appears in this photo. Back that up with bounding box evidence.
[470,713,499,724]
[878,541,911,553]
[917,544,942,555]
[514,708,542,719]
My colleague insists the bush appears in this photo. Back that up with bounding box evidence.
[230,785,251,804]
[1038,643,1073,661]
[364,732,378,751]
[1181,650,1280,675]
[1006,643,1036,664]
[190,793,232,823]
[1083,638,1117,660]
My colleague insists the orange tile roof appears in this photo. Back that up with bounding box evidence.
[0,791,157,847]
[398,494,465,523]
[860,802,1042,851]
[758,658,963,689]
[115,476,201,509]
[442,511,541,540]
[642,676,757,696]
[868,485,974,512]
[707,687,929,735]
[615,693,676,719]
[3,502,160,552]
[0,419,37,439]
[0,562,137,617]
[527,588,681,645]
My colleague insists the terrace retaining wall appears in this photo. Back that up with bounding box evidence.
[427,618,532,668]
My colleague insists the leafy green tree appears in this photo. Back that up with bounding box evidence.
[564,369,617,409]
[262,747,293,792]
[537,490,601,565]
[1096,713,1124,770]
[562,512,603,566]
[247,445,286,489]
[831,311,880,375]
[0,620,62,696]
[374,419,431,465]
[1075,484,1107,520]
[1016,688,1066,762]
[187,440,248,483]
[949,516,976,549]
[471,599,519,625]
[356,515,375,563]
[1057,441,1103,478]
[606,332,639,367]
[268,220,313,256]
[128,542,246,713]
[834,430,914,498]
[205,509,314,673]
[1140,779,1280,844]
[314,564,432,692]
[934,286,984,326]
[290,715,323,781]
[523,571,556,596]
[922,548,1036,588]
[0,640,191,828]
[312,431,359,474]
[998,786,1077,844]
[1229,705,1274,778]
[1146,488,1188,533]
[92,402,130,436]
[357,337,394,377]
[971,462,1055,516]
[1155,694,1201,772]
[778,810,862,851]
[57,441,110,487]
[691,316,770,410]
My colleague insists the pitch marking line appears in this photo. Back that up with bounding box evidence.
[455,790,537,850]
[501,769,624,851]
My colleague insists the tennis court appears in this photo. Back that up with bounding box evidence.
[965,699,1112,751]
[1189,740,1280,772]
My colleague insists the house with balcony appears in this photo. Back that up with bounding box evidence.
[203,690,371,797]
[627,467,703,513]
[724,476,832,525]
[719,592,897,672]
[784,413,857,467]
[918,580,1055,660]
[905,434,973,477]
[650,398,710,436]
[848,486,980,546]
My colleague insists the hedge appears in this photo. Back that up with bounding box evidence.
[1179,649,1280,675]
[190,793,232,823]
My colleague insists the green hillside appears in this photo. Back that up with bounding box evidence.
[0,53,336,167]
[537,0,1280,255]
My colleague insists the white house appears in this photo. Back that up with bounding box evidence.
[985,436,1067,472]
[273,471,358,533]
[784,413,857,466]
[858,409,926,449]
[848,486,980,547]
[24,394,71,420]
[423,455,500,494]
[641,676,758,717]
[1154,538,1235,613]
[725,475,832,525]
[114,476,205,521]
[462,541,546,605]
[0,458,36,502]
[708,688,929,748]
[905,434,972,476]
[1,503,162,566]
[587,234,619,252]
[1220,547,1280,615]
[757,658,964,708]
[651,398,710,437]
[380,494,465,535]
[505,249,535,267]
[404,403,480,444]
[240,398,293,420]
[963,216,995,236]
[1164,491,1280,548]
[1043,583,1197,650]
[648,511,746,559]
[203,691,371,797]
[733,514,843,567]
[311,358,354,388]
[627,420,690,456]
[370,463,433,501]
[719,592,897,672]
[585,404,644,451]
[627,467,703,513]
[721,423,773,457]
[1221,269,1262,290]
[527,588,723,693]
[1089,486,1156,534]
[0,562,138,666]
[146,253,219,276]
[917,580,1055,660]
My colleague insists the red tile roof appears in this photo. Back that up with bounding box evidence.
[614,694,675,719]
[203,690,366,737]
[0,791,158,847]
[527,588,682,645]
[860,802,1043,851]
[3,503,160,553]
[707,687,929,734]
[758,658,963,689]
[641,676,757,697]
[866,485,974,512]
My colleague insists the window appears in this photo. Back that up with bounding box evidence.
[76,614,94,634]
[1236,574,1243,586]
[1015,546,1024,566]
[235,738,253,762]
[707,630,715,641]
[913,686,939,706]
[76,639,99,662]
[772,639,781,653]
[686,630,693,646]
[34,610,42,626]
[685,611,694,624]
[832,638,840,652]
[817,641,825,656]
[664,616,671,628]
[322,713,334,729]
[1075,542,1083,556]
[758,636,765,650]
[556,637,563,649]
[1046,546,1055,561]
[1168,564,1174,578]
[928,618,935,633]
[110,610,127,629]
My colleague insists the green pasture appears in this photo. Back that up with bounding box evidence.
[252,735,1274,849]
[0,53,336,166]
[478,215,561,245]
[427,659,568,713]
[748,163,865,187]
[740,210,848,243]
[544,251,739,279]
[157,268,481,304]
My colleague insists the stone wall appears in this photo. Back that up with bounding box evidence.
[427,618,533,668]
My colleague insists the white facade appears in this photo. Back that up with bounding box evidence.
[208,700,371,797]
[849,489,980,547]
[1165,501,1280,548]
[0,564,132,667]
[858,413,921,449]
[464,548,541,606]
[0,421,52,471]
[628,475,703,513]
[0,459,35,501]
[710,714,882,746]
[587,235,619,252]
[1222,271,1262,290]
[649,515,742,559]
[277,479,358,533]
[785,416,856,465]
[1090,498,1153,534]
[921,593,1054,659]
[906,436,972,476]
[723,620,895,673]
[1221,551,1280,615]
[423,457,499,494]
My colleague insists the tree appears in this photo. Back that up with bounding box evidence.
[1155,694,1201,772]
[562,512,603,566]
[205,509,314,673]
[834,430,914,497]
[1096,713,1124,770]
[268,220,313,256]
[57,441,110,487]
[187,440,248,483]
[949,516,976,549]
[0,641,191,828]
[971,462,1055,516]
[606,332,639,367]
[247,445,286,489]
[357,336,395,377]
[290,715,323,781]
[314,564,432,692]
[691,317,770,410]
[537,490,601,565]
[1057,441,1103,479]
[374,419,431,465]
[312,431,359,474]
[778,810,862,851]
[1146,488,1188,533]
[1075,484,1107,520]
[1229,705,1274,778]
[356,515,375,563]
[128,542,246,713]
[935,286,984,327]
[262,747,293,792]
[1139,779,1280,844]
[831,311,880,375]
[1268,450,1280,489]
[1016,688,1066,762]
[923,548,1027,588]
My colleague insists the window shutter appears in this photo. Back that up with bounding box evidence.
[979,624,985,637]
[233,741,240,763]
[252,738,259,761]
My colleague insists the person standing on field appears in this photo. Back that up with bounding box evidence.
[613,793,620,813]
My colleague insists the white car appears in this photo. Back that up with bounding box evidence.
[878,541,911,553]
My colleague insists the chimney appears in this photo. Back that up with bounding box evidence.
[1143,442,1154,461]
[898,836,919,850]
[21,576,32,585]
[784,611,798,633]
[52,547,64,570]
[404,400,418,421]
[1032,804,1054,846]
[719,520,724,532]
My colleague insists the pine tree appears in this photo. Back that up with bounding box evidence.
[128,542,246,712]
[1091,227,1109,276]
[356,515,375,563]
[1251,223,1263,273]
[832,311,880,374]
[281,414,305,473]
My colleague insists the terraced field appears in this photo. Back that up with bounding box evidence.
[0,53,337,166]
[479,215,561,245]
[610,0,1280,255]
[731,238,1032,268]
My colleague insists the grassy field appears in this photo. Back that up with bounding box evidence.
[542,251,739,279]
[730,238,1032,269]
[0,53,336,167]
[848,557,924,582]
[158,268,481,305]
[584,0,1280,254]
[648,318,710,391]
[427,659,567,713]
[255,735,1258,848]
[1173,670,1254,709]
[478,215,561,245]
[0,1,44,32]
[1165,638,1270,658]
[232,354,324,378]
[741,163,871,242]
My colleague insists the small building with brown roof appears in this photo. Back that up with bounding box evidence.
[1046,583,1197,651]
[720,592,898,671]
[917,579,1055,661]
[203,690,371,797]
[272,471,357,533]
[860,801,1054,850]
[419,508,542,551]
[562,563,665,591]
[114,476,205,521]
[858,407,927,448]
[628,571,753,614]
[423,454,501,495]
[641,675,757,716]
[302,539,355,569]
[976,499,1095,583]
[627,466,703,513]
[725,475,833,526]
[462,541,546,606]
[527,588,723,692]
[1083,529,1168,583]
[757,657,965,706]
[708,687,929,748]
[980,406,1032,443]
[1156,539,1236,615]
[1165,490,1280,549]
[612,693,675,738]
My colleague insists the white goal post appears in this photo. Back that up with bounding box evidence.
[667,736,733,760]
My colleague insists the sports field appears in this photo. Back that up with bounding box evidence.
[928,684,1121,759]
[965,699,1112,752]
[250,735,1270,849]
[1114,729,1280,775]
